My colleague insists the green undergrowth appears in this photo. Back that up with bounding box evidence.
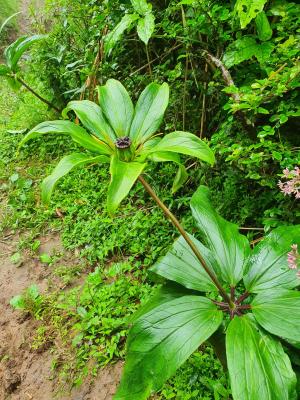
[11,265,229,399]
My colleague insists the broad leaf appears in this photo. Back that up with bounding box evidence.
[41,153,109,204]
[137,13,155,45]
[148,131,215,165]
[226,315,297,400]
[130,82,169,145]
[62,100,116,146]
[115,296,223,399]
[4,35,46,72]
[150,234,218,292]
[131,282,195,322]
[131,0,152,15]
[172,163,188,193]
[244,226,300,293]
[147,151,187,193]
[255,41,274,64]
[98,79,134,138]
[104,14,138,56]
[191,186,250,286]
[107,156,146,214]
[255,11,272,41]
[252,288,300,342]
[223,36,274,68]
[235,0,268,29]
[19,120,112,155]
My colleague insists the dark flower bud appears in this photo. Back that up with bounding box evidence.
[115,136,131,149]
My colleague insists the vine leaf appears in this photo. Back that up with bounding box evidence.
[223,36,274,68]
[235,0,268,29]
[137,13,155,45]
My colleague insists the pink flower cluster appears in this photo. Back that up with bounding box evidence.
[278,167,300,199]
[287,244,300,278]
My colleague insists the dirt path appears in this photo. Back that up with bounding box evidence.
[0,234,122,400]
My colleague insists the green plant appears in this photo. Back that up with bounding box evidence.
[115,186,300,400]
[10,284,43,317]
[0,35,60,112]
[19,79,214,213]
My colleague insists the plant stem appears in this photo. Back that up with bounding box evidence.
[16,76,61,113]
[145,45,152,77]
[236,291,250,305]
[138,175,233,306]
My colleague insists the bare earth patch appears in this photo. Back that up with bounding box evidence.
[0,234,122,400]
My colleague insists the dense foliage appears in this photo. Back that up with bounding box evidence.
[30,0,300,228]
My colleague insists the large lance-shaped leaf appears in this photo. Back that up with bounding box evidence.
[150,234,219,292]
[244,226,300,293]
[147,151,187,193]
[252,288,300,342]
[107,156,146,214]
[4,34,46,71]
[41,153,109,204]
[226,315,297,400]
[129,82,169,145]
[62,100,116,146]
[137,13,155,45]
[115,296,223,400]
[191,186,250,286]
[98,79,134,137]
[146,131,215,165]
[19,120,112,155]
[104,14,138,56]
[131,282,195,323]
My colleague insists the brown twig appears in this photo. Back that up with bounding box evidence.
[202,51,240,102]
[129,44,182,76]
[200,62,208,138]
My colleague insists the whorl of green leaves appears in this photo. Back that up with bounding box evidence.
[19,80,215,213]
[115,186,300,400]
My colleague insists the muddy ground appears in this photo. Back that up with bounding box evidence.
[0,233,122,400]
